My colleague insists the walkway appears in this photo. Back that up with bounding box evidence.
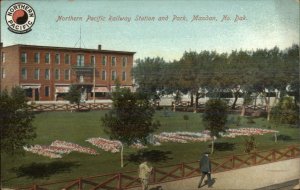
[134,158,300,190]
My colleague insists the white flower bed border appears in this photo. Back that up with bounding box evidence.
[24,140,98,159]
[154,128,278,144]
[86,138,122,153]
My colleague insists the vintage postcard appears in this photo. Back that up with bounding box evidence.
[1,0,299,190]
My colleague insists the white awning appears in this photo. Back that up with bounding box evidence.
[92,87,109,92]
[21,85,41,89]
[55,86,70,93]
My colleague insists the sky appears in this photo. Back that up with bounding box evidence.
[1,0,299,61]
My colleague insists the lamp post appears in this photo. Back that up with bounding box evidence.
[93,62,96,103]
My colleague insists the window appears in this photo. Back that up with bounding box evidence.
[122,57,127,67]
[34,68,40,80]
[55,69,60,80]
[101,70,106,80]
[91,55,95,65]
[45,53,50,64]
[21,68,27,79]
[79,75,84,83]
[34,52,40,63]
[45,86,50,97]
[1,52,5,63]
[77,54,84,66]
[64,54,70,64]
[45,69,50,80]
[21,52,27,63]
[64,69,70,80]
[102,56,107,66]
[55,53,60,64]
[111,70,116,81]
[122,71,126,81]
[111,56,116,66]
[1,68,5,79]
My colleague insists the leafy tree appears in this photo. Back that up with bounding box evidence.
[270,96,299,125]
[65,85,81,109]
[132,57,166,100]
[202,99,228,154]
[102,88,160,167]
[0,87,36,155]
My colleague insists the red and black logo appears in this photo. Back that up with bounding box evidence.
[5,2,36,34]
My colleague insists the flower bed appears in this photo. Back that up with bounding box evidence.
[24,140,98,159]
[24,145,62,159]
[86,138,122,153]
[221,128,278,138]
[154,132,212,144]
[154,128,278,144]
[130,143,148,149]
[51,140,98,155]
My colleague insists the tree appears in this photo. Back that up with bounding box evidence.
[102,88,160,167]
[202,99,228,154]
[0,87,36,155]
[132,57,166,99]
[270,96,299,125]
[65,85,81,109]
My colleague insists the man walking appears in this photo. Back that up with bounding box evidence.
[198,152,212,188]
[139,157,153,190]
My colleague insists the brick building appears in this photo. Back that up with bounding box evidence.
[0,43,135,101]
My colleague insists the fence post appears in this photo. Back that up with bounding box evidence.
[181,162,185,177]
[232,155,235,169]
[252,152,257,165]
[117,173,122,190]
[33,184,38,190]
[78,178,83,190]
[272,149,276,161]
[152,167,156,183]
[290,146,295,158]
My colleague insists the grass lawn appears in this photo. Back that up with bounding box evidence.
[1,110,299,188]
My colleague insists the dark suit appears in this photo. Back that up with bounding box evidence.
[198,154,212,188]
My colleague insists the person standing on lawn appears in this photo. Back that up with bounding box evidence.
[139,157,153,190]
[198,152,212,188]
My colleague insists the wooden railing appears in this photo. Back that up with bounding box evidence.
[28,103,112,112]
[27,102,268,113]
[15,145,300,190]
[29,102,160,112]
[171,101,267,112]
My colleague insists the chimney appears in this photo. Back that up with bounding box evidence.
[98,45,102,50]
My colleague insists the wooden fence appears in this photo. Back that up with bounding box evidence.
[27,101,267,113]
[28,103,112,112]
[171,101,267,112]
[28,102,161,112]
[15,145,300,190]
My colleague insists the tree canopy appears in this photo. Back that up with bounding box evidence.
[65,85,81,105]
[132,44,299,114]
[0,87,36,154]
[202,99,228,153]
[102,87,160,145]
[202,99,228,137]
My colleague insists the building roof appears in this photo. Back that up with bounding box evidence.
[3,44,136,55]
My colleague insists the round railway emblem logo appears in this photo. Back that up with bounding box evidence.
[6,2,36,34]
